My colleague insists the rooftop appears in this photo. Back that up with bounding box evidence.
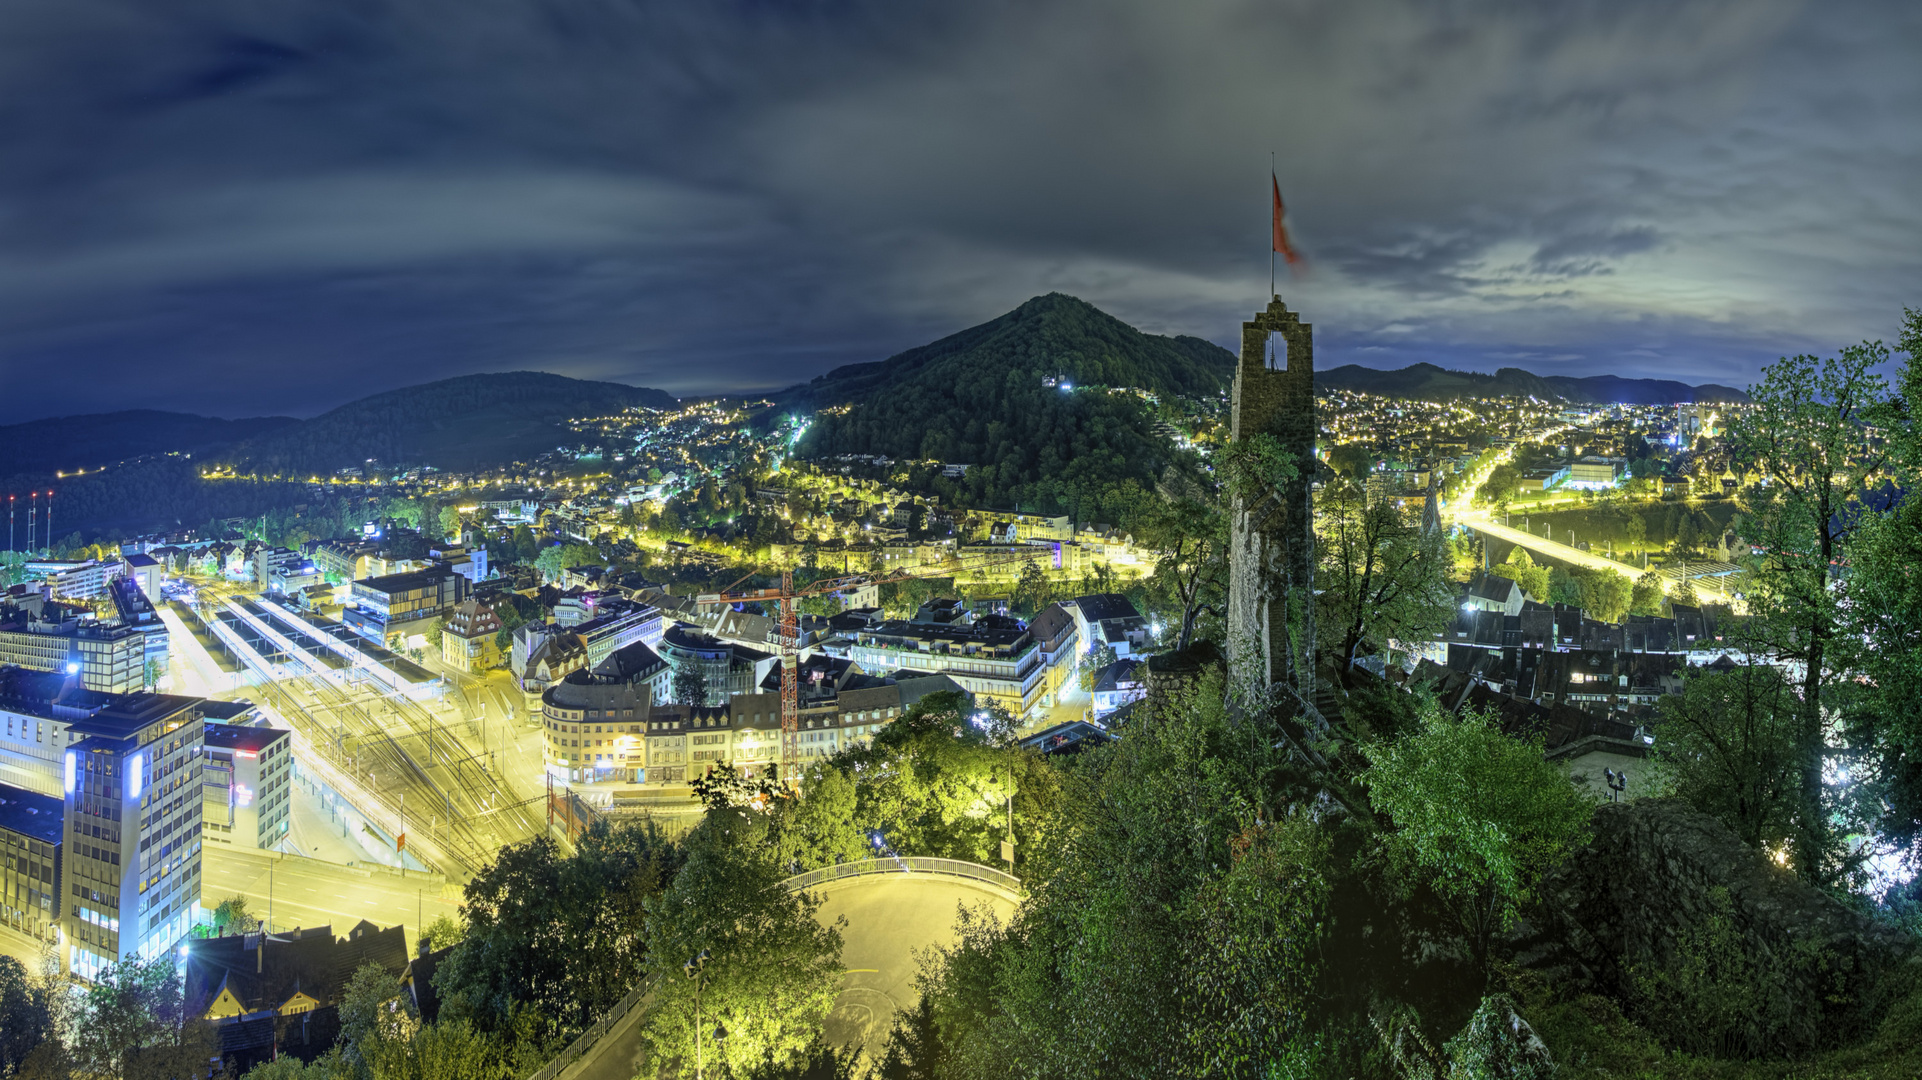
[1073,593,1142,624]
[70,693,202,741]
[0,781,64,844]
[204,722,290,754]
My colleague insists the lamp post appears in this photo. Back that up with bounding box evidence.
[684,948,712,1079]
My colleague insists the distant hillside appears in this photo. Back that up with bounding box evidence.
[1316,362,1748,405]
[790,294,1235,516]
[222,372,676,477]
[0,410,293,479]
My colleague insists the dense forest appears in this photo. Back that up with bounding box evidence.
[792,294,1234,516]
[0,410,293,478]
[220,372,676,478]
[0,457,318,543]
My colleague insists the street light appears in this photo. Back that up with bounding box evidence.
[684,948,714,1079]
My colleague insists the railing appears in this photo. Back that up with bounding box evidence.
[781,857,1023,899]
[525,973,658,1080]
[519,857,1020,1080]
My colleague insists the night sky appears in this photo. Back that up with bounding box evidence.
[2,0,1917,422]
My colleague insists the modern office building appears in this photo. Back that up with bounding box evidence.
[63,693,206,981]
[109,577,171,687]
[0,667,108,796]
[43,560,120,601]
[511,600,662,694]
[1568,457,1625,490]
[574,599,664,666]
[200,721,291,850]
[344,563,468,648]
[0,607,146,696]
[74,623,146,694]
[121,553,164,598]
[0,782,63,949]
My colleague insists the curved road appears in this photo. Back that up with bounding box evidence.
[571,873,1017,1080]
[815,875,1018,1058]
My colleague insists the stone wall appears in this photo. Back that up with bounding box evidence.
[1503,797,1919,1057]
[1226,296,1318,691]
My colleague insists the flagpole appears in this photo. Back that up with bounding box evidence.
[1270,152,1276,300]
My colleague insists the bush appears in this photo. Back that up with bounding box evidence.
[1443,994,1554,1080]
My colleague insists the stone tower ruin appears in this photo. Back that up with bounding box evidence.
[1226,296,1317,693]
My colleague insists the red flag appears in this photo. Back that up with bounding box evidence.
[1272,174,1302,266]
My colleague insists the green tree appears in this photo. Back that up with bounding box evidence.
[1488,547,1549,602]
[1327,442,1375,480]
[690,761,782,811]
[1547,566,1582,607]
[1624,512,1647,550]
[1730,342,1898,880]
[69,955,217,1080]
[0,956,57,1077]
[1628,571,1667,617]
[511,523,539,563]
[773,692,1056,868]
[1477,463,1522,507]
[1578,569,1633,624]
[1134,471,1228,651]
[338,961,412,1080]
[1315,481,1453,675]
[640,809,843,1077]
[672,663,710,707]
[438,505,462,543]
[1012,560,1052,616]
[421,913,466,953]
[1840,309,1922,851]
[212,894,260,934]
[768,762,872,872]
[915,670,1331,1077]
[534,542,600,583]
[434,821,680,1033]
[1076,641,1118,694]
[1651,663,1801,852]
[1361,699,1593,974]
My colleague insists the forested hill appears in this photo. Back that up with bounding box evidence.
[0,410,293,479]
[791,294,1235,518]
[1317,362,1750,404]
[221,372,676,477]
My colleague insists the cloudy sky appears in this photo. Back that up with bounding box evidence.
[1,0,1916,421]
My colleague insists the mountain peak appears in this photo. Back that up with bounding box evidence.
[791,295,1236,515]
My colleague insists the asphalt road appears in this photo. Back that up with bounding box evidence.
[201,847,459,949]
[815,876,1017,1058]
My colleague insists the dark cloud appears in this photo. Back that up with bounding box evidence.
[0,0,1915,421]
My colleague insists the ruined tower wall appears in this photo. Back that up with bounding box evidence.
[1226,297,1317,691]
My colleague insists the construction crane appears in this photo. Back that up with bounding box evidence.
[697,547,1050,778]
